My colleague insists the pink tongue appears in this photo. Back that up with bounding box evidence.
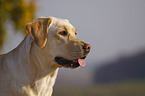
[78,59,86,67]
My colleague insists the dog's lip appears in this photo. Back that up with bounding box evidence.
[55,56,86,68]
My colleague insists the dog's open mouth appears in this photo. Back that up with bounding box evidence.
[55,57,86,68]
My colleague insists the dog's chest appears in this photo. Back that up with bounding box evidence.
[33,70,58,96]
[35,77,53,96]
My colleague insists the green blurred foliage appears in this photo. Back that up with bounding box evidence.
[0,0,36,48]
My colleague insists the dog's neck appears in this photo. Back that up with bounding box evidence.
[22,35,59,96]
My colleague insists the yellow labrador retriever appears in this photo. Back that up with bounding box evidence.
[0,17,91,96]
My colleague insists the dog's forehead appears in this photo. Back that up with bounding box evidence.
[51,17,75,30]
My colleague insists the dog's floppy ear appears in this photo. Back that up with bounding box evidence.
[25,17,52,48]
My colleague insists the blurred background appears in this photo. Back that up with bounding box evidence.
[0,0,145,96]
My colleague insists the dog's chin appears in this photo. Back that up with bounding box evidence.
[55,56,86,68]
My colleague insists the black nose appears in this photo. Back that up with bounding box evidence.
[83,44,91,54]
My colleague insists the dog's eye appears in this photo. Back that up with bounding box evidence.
[59,31,67,36]
[75,33,77,35]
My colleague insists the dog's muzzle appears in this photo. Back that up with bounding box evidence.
[55,43,91,68]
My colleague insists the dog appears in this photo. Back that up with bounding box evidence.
[0,17,91,96]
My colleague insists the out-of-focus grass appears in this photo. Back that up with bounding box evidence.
[53,81,145,96]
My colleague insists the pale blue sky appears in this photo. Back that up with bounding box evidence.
[37,0,145,64]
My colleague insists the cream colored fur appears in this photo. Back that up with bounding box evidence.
[0,17,89,96]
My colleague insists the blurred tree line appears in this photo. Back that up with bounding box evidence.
[0,0,36,48]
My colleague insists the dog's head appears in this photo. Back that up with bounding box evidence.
[26,17,91,68]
